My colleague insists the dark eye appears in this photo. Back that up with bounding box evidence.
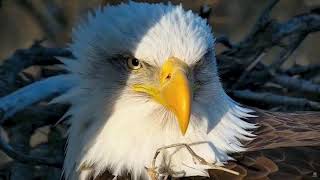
[127,57,142,70]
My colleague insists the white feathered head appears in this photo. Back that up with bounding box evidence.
[56,2,256,179]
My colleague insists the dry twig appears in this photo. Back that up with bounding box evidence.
[146,142,239,180]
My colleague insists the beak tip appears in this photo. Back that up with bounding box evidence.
[181,128,187,136]
[179,115,190,136]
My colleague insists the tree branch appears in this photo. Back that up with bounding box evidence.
[232,90,320,110]
[0,75,75,123]
[271,73,320,95]
[0,43,71,96]
[0,126,62,168]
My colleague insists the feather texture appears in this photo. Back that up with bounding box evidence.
[54,2,257,180]
[211,110,320,179]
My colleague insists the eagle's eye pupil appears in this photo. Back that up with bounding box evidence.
[127,57,142,70]
[132,59,139,66]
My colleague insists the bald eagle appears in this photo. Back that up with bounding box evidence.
[54,2,320,180]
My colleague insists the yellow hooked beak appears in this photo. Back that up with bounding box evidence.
[133,57,192,135]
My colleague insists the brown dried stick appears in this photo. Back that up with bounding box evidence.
[146,142,239,180]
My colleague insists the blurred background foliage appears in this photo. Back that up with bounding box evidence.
[0,0,320,66]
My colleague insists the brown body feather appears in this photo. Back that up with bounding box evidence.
[211,109,320,180]
[246,109,320,150]
[94,109,320,180]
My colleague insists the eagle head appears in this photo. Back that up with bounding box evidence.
[56,2,256,179]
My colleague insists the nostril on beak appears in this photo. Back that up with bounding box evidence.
[166,73,171,80]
